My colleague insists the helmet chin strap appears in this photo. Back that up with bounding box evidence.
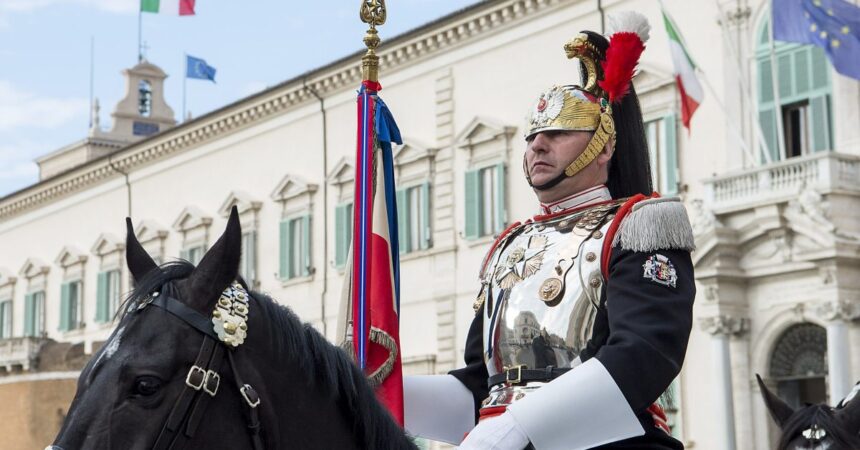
[524,114,615,192]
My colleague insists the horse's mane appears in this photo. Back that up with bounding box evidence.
[122,261,415,450]
[778,404,860,450]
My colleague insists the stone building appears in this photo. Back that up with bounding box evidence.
[1,0,859,448]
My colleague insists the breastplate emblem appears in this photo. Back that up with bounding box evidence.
[494,235,549,289]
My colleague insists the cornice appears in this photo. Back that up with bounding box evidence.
[0,0,571,222]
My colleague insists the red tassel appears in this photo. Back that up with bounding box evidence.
[598,31,645,104]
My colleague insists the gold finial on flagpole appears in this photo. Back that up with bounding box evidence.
[359,0,387,83]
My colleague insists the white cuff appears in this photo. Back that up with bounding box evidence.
[506,358,644,450]
[404,375,475,444]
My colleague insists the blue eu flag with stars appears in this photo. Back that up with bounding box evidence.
[186,55,217,82]
[773,0,860,79]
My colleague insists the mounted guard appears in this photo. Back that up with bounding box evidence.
[404,12,697,450]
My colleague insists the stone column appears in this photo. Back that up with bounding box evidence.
[817,300,860,403]
[701,315,749,450]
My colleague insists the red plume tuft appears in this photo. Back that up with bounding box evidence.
[598,31,645,104]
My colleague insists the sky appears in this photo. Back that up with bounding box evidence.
[0,0,480,197]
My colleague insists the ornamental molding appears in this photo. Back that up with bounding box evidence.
[393,139,438,167]
[54,246,88,268]
[816,300,860,322]
[19,258,50,279]
[455,116,517,149]
[0,0,567,222]
[172,206,213,232]
[0,268,16,288]
[90,233,125,257]
[689,198,721,237]
[327,157,355,187]
[271,175,318,203]
[218,191,263,217]
[135,220,169,244]
[700,315,750,336]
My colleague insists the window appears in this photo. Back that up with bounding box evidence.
[645,114,679,195]
[663,378,683,439]
[182,245,205,266]
[465,163,506,240]
[335,202,354,269]
[59,280,83,332]
[396,183,431,254]
[96,270,121,323]
[138,79,152,117]
[240,231,257,284]
[24,291,45,337]
[756,18,832,162]
[279,215,311,280]
[0,300,11,339]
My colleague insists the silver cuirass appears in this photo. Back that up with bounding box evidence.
[478,202,618,408]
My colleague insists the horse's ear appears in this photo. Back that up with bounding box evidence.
[187,206,242,311]
[756,374,795,428]
[836,383,860,432]
[126,218,158,282]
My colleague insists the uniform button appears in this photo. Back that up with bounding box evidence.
[559,220,569,228]
[592,230,603,239]
[585,252,596,262]
[590,278,602,288]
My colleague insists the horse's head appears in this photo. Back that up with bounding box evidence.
[757,374,860,450]
[52,207,265,450]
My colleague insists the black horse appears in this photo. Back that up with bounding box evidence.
[49,207,416,450]
[757,374,860,450]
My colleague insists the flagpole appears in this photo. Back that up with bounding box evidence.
[767,0,788,160]
[182,53,187,122]
[138,6,143,62]
[711,0,773,165]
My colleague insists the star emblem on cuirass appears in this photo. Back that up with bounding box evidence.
[494,235,549,289]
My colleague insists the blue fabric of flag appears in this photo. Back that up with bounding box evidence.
[773,0,860,79]
[186,55,217,82]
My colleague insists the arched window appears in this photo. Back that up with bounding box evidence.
[756,18,833,161]
[138,79,153,117]
[769,323,828,408]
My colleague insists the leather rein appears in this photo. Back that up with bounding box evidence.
[135,281,265,450]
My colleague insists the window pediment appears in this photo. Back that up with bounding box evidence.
[219,191,264,217]
[394,139,437,166]
[633,64,674,95]
[327,157,354,187]
[173,206,213,232]
[0,268,16,288]
[55,246,88,268]
[136,220,169,244]
[455,117,516,149]
[91,233,125,257]
[271,175,318,203]
[19,258,50,279]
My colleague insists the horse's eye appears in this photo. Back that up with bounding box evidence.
[133,376,162,396]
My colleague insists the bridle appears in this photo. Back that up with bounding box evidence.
[136,280,265,450]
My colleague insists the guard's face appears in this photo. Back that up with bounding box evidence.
[525,130,592,187]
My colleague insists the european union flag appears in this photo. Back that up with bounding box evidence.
[773,0,860,79]
[186,55,217,82]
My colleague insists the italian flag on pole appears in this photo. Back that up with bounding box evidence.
[141,0,195,15]
[662,8,704,130]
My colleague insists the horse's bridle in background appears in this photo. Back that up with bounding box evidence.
[138,281,265,450]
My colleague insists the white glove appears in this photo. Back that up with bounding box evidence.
[458,411,530,450]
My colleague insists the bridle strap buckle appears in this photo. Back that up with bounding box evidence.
[185,366,206,391]
[203,370,220,397]
[240,384,261,408]
[506,365,526,385]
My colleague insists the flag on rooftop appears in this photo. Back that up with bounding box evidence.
[662,6,705,130]
[186,55,216,82]
[141,0,196,16]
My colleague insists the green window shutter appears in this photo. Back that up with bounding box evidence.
[777,53,792,99]
[759,108,779,163]
[179,249,189,261]
[794,48,811,96]
[59,282,70,332]
[808,94,832,153]
[279,220,290,279]
[420,182,431,250]
[396,188,409,254]
[494,163,506,234]
[663,113,678,195]
[811,47,829,87]
[335,204,348,268]
[301,215,312,276]
[24,294,34,337]
[759,59,773,103]
[464,169,481,240]
[96,271,109,323]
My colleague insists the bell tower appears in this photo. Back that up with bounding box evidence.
[107,59,176,140]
